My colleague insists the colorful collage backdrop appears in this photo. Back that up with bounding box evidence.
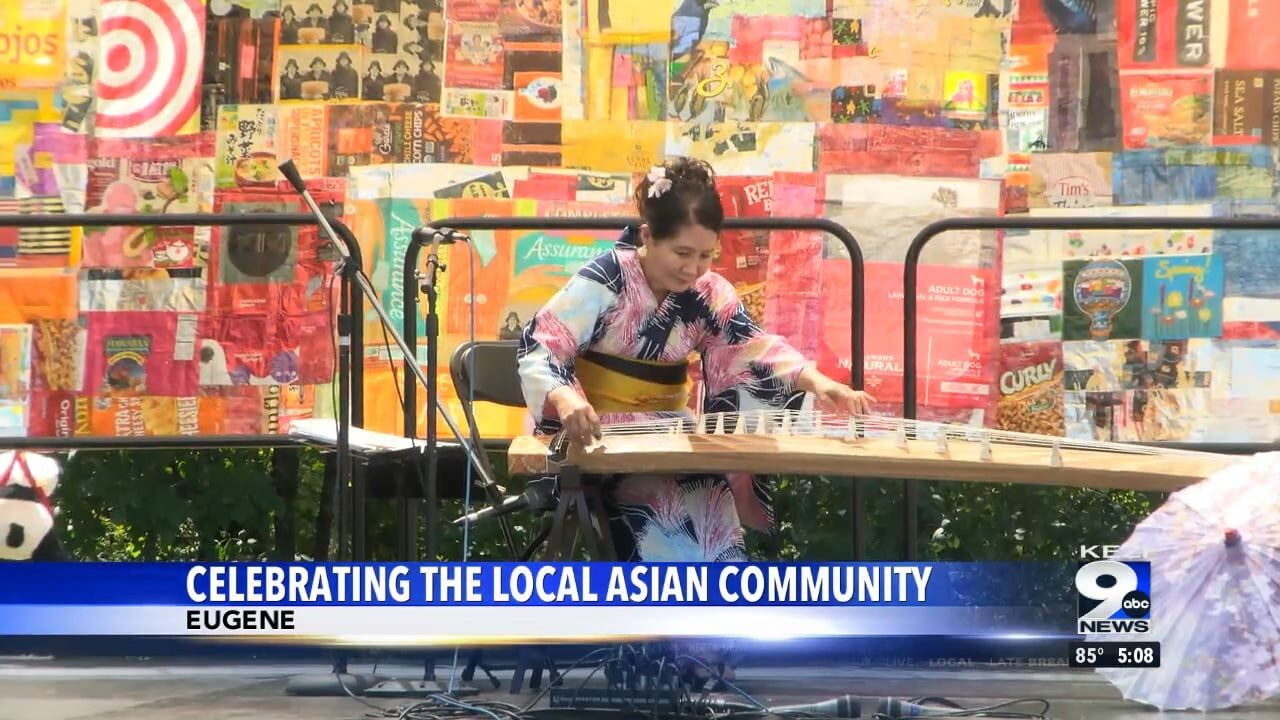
[1,1,1279,444]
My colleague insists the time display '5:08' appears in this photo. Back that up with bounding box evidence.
[1069,641,1160,668]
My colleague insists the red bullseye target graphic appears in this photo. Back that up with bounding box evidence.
[95,0,206,138]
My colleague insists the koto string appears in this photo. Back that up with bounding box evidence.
[583,409,1218,458]
[589,412,1196,456]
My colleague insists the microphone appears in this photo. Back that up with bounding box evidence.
[276,159,350,262]
[550,691,957,717]
[418,228,469,295]
[277,158,306,194]
[453,476,556,525]
[425,228,470,245]
[411,226,471,246]
[766,696,957,717]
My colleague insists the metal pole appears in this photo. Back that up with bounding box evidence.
[332,223,369,562]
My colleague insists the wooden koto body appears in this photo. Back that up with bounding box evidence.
[507,411,1241,493]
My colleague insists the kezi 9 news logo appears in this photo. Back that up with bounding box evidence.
[1076,549,1151,634]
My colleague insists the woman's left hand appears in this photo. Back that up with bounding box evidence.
[812,378,876,415]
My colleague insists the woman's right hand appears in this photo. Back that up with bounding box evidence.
[548,386,602,446]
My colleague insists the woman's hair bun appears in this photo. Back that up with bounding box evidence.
[634,156,724,240]
[663,156,715,188]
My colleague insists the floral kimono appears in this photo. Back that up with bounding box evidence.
[517,229,812,562]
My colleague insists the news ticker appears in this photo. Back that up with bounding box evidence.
[0,559,1162,645]
[1068,641,1161,669]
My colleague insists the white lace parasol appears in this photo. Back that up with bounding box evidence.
[1095,451,1280,710]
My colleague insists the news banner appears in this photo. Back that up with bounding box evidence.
[0,560,1158,667]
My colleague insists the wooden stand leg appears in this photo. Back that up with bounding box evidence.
[585,485,617,560]
[572,488,604,559]
[547,467,578,559]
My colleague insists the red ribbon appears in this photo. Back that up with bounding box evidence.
[0,452,54,514]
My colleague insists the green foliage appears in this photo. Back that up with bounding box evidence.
[746,476,1161,561]
[57,448,318,561]
[47,449,1163,562]
[918,480,1161,561]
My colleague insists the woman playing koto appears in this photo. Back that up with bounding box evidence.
[516,156,875,678]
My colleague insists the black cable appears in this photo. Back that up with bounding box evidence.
[369,247,460,525]
[324,261,342,554]
[331,664,535,720]
[535,645,1052,720]
[376,303,422,496]
[335,646,615,720]
[339,654,1053,720]
[370,241,481,691]
[519,646,616,712]
[673,654,765,711]
[326,267,340,441]
[359,694,529,720]
[356,265,420,502]
[713,696,1051,720]
[907,696,964,709]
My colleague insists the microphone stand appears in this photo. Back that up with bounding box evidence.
[415,233,518,562]
[412,234,460,698]
[274,162,375,698]
[274,160,499,521]
[276,161,493,698]
[421,233,445,562]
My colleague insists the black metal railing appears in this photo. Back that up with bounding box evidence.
[402,216,867,560]
[900,215,1280,559]
[0,211,369,560]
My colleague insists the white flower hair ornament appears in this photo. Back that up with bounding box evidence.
[646,166,673,198]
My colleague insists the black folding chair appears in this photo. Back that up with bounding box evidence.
[449,340,525,557]
[449,340,564,693]
[451,340,613,561]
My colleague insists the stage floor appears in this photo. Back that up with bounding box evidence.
[1,657,1277,720]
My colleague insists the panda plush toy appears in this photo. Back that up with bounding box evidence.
[0,450,67,561]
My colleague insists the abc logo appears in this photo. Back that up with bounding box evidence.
[1121,591,1150,617]
[1076,560,1152,626]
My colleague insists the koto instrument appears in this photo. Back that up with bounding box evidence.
[507,410,1241,493]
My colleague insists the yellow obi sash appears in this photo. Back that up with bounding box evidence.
[575,349,690,413]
